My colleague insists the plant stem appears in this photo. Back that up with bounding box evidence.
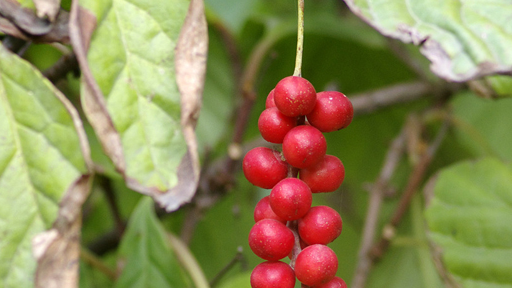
[168,233,210,288]
[352,125,407,288]
[80,248,117,280]
[293,0,305,77]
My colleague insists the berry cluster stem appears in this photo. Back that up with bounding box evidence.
[293,0,305,77]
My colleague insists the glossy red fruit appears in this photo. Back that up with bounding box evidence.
[282,125,327,169]
[258,107,297,144]
[254,196,287,224]
[314,276,348,288]
[269,178,312,221]
[306,91,353,132]
[294,244,338,286]
[243,147,288,189]
[274,76,316,117]
[250,261,296,288]
[299,155,345,193]
[249,219,295,261]
[298,206,342,245]
[265,89,276,108]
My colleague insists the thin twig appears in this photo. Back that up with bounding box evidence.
[351,81,434,115]
[209,247,245,287]
[369,118,449,261]
[80,248,117,280]
[351,124,407,288]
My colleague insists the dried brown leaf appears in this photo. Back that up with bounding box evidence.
[0,10,70,44]
[33,175,92,288]
[156,0,208,211]
[34,0,60,22]
[68,0,126,173]
[0,0,51,35]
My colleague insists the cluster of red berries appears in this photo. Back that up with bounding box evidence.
[243,76,353,288]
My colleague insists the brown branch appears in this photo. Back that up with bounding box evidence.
[351,81,434,115]
[43,52,79,83]
[369,118,449,261]
[351,124,407,288]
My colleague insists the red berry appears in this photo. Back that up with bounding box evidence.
[314,277,348,288]
[274,76,316,117]
[250,261,296,288]
[269,178,312,221]
[243,147,288,189]
[298,206,342,245]
[265,89,276,108]
[307,91,353,132]
[282,125,327,169]
[299,155,345,193]
[258,107,297,144]
[249,219,295,261]
[254,196,287,224]
[294,244,338,286]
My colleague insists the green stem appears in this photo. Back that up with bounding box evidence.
[293,0,305,77]
[168,233,210,288]
[80,248,117,280]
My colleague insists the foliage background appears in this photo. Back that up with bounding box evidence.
[1,0,511,287]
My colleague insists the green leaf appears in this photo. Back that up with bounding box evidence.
[79,0,189,191]
[425,158,512,288]
[345,0,512,83]
[0,45,88,287]
[115,197,190,288]
[451,92,512,161]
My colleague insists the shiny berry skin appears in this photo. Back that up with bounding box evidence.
[265,89,276,108]
[243,147,288,189]
[250,261,296,288]
[294,244,338,286]
[254,196,287,224]
[314,276,348,288]
[274,76,316,117]
[299,155,345,193]
[282,125,327,169]
[249,219,295,261]
[258,107,297,144]
[298,206,342,245]
[307,91,353,132]
[269,178,312,221]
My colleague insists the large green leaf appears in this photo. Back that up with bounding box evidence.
[115,197,190,288]
[83,0,188,189]
[425,158,512,288]
[0,45,88,287]
[72,0,206,210]
[344,0,512,83]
